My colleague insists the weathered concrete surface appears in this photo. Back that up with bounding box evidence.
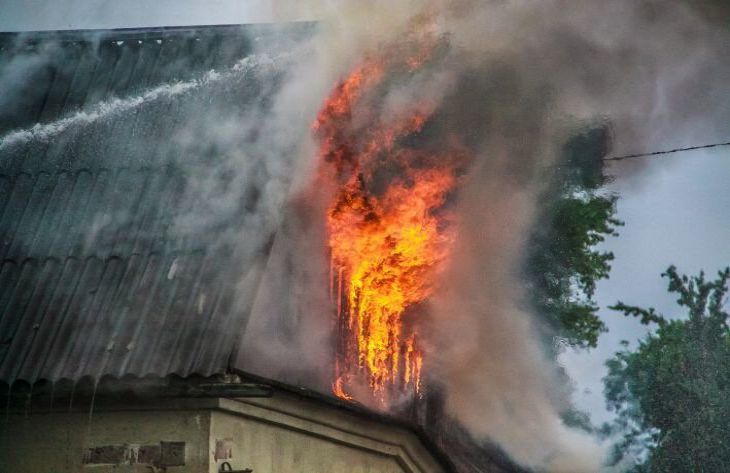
[0,407,211,473]
[0,393,446,473]
[211,391,445,473]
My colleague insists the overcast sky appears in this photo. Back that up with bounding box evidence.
[3,0,729,427]
[0,0,284,31]
[562,148,730,424]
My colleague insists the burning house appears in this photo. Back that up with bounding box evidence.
[0,24,523,473]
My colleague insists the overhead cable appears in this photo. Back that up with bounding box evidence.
[604,141,730,162]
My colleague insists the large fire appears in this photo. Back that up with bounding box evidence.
[313,26,466,403]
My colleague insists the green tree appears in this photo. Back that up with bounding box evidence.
[604,265,730,471]
[526,125,623,348]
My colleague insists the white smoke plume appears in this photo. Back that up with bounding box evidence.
[240,1,730,471]
[3,1,728,471]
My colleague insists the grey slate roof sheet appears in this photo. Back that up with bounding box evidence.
[0,24,307,384]
[0,167,190,260]
[0,251,236,382]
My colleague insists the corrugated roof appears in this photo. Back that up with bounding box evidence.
[0,25,527,473]
[0,252,238,382]
[0,167,191,260]
[0,24,308,384]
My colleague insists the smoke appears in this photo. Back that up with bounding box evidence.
[239,1,730,471]
[428,156,606,471]
[3,1,728,471]
[0,27,318,384]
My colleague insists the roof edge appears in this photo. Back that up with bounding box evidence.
[0,21,317,41]
[230,369,459,473]
[0,371,458,472]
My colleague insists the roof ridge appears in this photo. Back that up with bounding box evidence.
[0,22,317,39]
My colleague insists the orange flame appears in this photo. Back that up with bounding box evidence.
[314,26,464,403]
[332,373,354,401]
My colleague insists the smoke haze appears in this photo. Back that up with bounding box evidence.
[241,1,730,471]
[3,1,730,471]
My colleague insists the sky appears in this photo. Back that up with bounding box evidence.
[3,0,729,428]
[0,0,282,31]
[562,147,730,424]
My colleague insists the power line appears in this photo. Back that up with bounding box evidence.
[604,141,730,162]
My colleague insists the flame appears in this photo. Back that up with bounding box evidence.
[332,372,354,401]
[328,167,456,395]
[314,25,464,403]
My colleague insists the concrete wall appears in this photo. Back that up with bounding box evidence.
[0,406,211,473]
[0,394,446,473]
[210,393,444,473]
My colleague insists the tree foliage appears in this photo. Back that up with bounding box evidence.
[526,125,622,348]
[605,265,730,471]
